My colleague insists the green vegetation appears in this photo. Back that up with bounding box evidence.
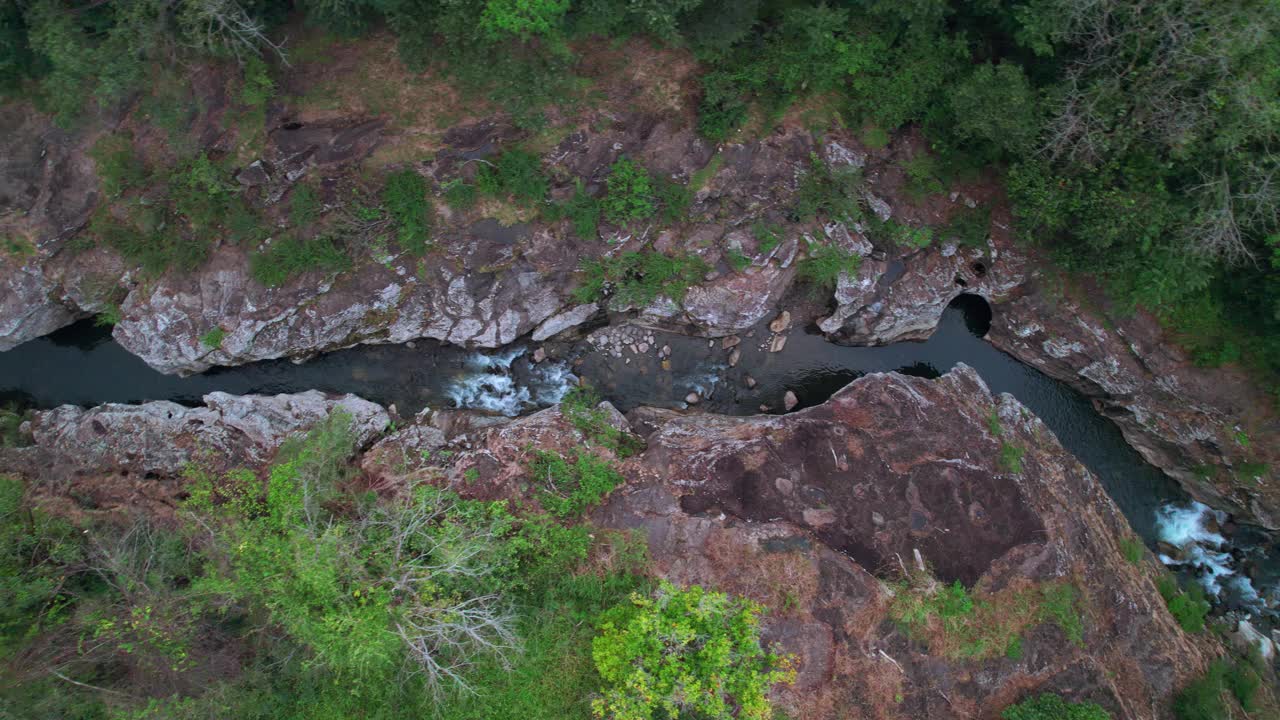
[478,149,549,206]
[792,153,863,224]
[200,327,226,349]
[892,576,1085,659]
[1002,693,1111,720]
[0,412,660,719]
[559,386,644,457]
[289,183,323,226]
[797,241,861,290]
[383,168,433,256]
[1173,659,1260,720]
[89,133,147,198]
[0,405,29,448]
[602,157,655,227]
[591,581,794,720]
[573,250,709,306]
[1156,575,1211,633]
[250,234,350,287]
[752,221,783,255]
[5,0,1279,389]
[528,449,625,518]
[1119,536,1145,565]
[545,178,601,239]
[1000,442,1026,474]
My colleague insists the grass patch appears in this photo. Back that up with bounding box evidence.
[0,404,30,448]
[443,179,479,212]
[891,577,1085,659]
[1119,536,1145,565]
[289,183,323,227]
[200,327,226,349]
[559,387,644,458]
[797,241,861,290]
[903,153,946,199]
[861,126,890,150]
[89,132,147,198]
[999,442,1025,473]
[880,219,934,250]
[2,235,35,258]
[690,152,723,191]
[250,235,350,287]
[945,205,991,247]
[572,250,709,306]
[545,179,600,240]
[383,169,433,256]
[753,221,783,254]
[478,149,549,206]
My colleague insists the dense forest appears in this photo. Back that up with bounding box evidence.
[2,2,1280,719]
[3,0,1279,388]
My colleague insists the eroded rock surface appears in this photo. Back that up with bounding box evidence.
[598,365,1208,718]
[0,391,387,513]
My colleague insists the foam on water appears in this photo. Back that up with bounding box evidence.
[446,348,577,416]
[1155,501,1269,613]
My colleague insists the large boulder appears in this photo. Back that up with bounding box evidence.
[597,365,1208,718]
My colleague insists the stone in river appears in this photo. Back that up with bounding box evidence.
[783,390,799,411]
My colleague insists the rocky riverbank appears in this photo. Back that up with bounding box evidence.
[0,368,1231,718]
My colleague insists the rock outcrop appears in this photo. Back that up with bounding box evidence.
[600,365,1208,718]
[361,366,1212,719]
[0,391,387,513]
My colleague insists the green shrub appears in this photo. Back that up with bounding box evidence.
[560,386,644,457]
[592,581,794,720]
[726,247,751,272]
[753,221,783,254]
[1173,660,1247,720]
[602,157,655,226]
[527,449,625,518]
[573,250,709,306]
[903,153,946,199]
[383,168,432,256]
[882,220,933,249]
[250,234,349,287]
[0,405,28,448]
[1156,576,1211,633]
[1002,693,1111,720]
[491,149,549,204]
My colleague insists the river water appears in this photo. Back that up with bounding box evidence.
[1,296,1275,620]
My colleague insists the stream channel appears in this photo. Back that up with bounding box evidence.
[2,295,1275,624]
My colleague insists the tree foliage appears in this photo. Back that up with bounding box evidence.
[591,581,793,720]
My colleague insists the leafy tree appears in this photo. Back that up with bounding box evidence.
[591,581,793,720]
